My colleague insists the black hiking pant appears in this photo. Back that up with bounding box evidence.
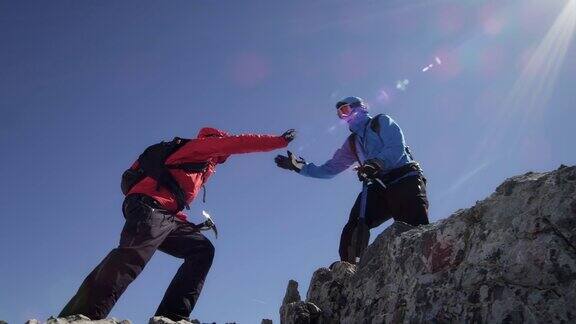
[339,175,429,263]
[59,194,214,321]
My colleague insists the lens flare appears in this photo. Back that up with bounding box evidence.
[396,79,410,91]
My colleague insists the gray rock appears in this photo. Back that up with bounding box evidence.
[30,315,199,324]
[149,316,199,324]
[280,165,576,323]
[261,319,273,324]
[41,315,131,324]
[280,300,321,324]
[282,279,302,305]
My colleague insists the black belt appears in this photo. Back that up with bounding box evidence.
[125,194,213,231]
[126,193,167,211]
[377,162,422,184]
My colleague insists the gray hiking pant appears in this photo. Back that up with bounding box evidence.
[59,194,214,321]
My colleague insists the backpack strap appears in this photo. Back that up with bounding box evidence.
[166,162,209,172]
[347,134,362,165]
[348,114,384,164]
[370,114,382,132]
[370,114,384,144]
[137,137,206,211]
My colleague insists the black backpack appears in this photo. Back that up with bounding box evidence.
[121,137,208,211]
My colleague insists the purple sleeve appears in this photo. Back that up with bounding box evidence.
[299,139,357,179]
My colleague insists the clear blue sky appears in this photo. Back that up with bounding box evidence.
[1,0,575,323]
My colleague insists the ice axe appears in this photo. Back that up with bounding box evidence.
[348,179,370,264]
[197,210,218,239]
[348,161,390,263]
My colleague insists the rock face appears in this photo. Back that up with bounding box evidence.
[149,316,200,324]
[26,315,199,324]
[280,280,322,324]
[32,315,132,324]
[280,165,576,323]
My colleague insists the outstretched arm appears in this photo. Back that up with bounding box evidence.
[170,130,293,162]
[276,139,357,179]
[300,139,357,178]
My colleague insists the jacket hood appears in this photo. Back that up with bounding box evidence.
[197,127,230,139]
[196,127,231,164]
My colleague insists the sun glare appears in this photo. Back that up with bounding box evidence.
[509,0,576,117]
[478,0,576,158]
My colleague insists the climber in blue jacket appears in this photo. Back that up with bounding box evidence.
[275,96,429,263]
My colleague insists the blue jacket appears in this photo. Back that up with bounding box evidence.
[299,112,415,179]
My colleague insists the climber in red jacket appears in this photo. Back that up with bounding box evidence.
[59,127,295,322]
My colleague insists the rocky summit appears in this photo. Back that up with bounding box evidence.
[17,166,576,324]
[23,315,200,324]
[280,165,576,323]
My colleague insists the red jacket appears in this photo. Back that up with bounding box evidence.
[127,127,288,221]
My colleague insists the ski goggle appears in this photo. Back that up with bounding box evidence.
[336,100,365,119]
[336,104,354,119]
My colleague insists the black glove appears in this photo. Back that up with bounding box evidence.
[281,129,296,143]
[355,163,380,182]
[275,150,305,173]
